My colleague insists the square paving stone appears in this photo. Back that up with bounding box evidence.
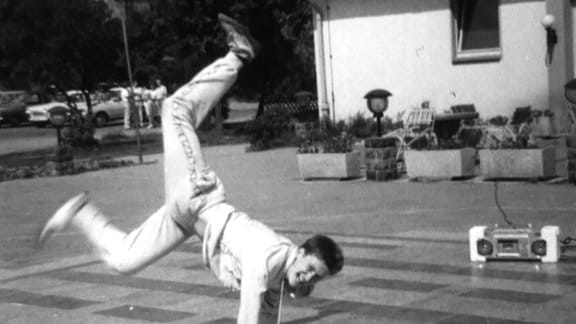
[459,288,559,304]
[350,277,448,292]
[0,288,99,309]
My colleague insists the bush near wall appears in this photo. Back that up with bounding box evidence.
[245,109,294,152]
[0,157,136,183]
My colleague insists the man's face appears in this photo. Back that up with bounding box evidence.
[286,249,330,289]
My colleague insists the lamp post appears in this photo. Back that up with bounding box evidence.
[364,89,392,136]
[49,107,68,146]
[105,0,143,163]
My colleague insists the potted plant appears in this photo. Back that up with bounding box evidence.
[478,108,555,179]
[401,104,482,180]
[297,118,361,180]
[403,130,480,180]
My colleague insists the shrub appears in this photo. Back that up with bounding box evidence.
[321,135,354,153]
[298,116,354,153]
[297,134,354,154]
[245,109,292,152]
[319,116,346,139]
[347,112,375,139]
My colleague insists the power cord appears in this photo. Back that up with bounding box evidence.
[494,181,514,227]
[560,236,576,253]
[561,236,576,252]
[492,182,576,254]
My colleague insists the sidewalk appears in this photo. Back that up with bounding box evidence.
[1,144,576,323]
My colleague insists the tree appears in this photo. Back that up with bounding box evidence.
[0,0,124,95]
[0,0,317,100]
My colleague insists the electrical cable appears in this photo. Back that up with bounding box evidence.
[561,237,576,245]
[560,237,576,254]
[494,181,514,226]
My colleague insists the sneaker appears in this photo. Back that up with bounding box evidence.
[218,13,261,62]
[38,192,90,246]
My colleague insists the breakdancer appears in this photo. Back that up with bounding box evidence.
[39,13,343,324]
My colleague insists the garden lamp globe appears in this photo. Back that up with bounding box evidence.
[49,106,69,146]
[364,89,392,136]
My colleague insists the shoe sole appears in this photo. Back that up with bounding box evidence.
[38,192,90,246]
[217,13,261,55]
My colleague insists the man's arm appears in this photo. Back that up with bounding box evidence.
[237,274,280,324]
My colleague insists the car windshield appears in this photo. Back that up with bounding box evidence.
[69,93,85,103]
[52,93,67,102]
[95,90,121,102]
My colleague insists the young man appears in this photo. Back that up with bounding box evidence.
[39,14,343,324]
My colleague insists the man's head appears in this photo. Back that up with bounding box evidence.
[285,235,343,295]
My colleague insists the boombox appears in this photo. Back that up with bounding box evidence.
[469,224,560,263]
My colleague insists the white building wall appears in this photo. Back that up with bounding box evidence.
[322,0,549,122]
[573,4,576,77]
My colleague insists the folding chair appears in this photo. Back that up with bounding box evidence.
[383,106,438,162]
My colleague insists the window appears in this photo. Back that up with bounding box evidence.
[452,0,501,63]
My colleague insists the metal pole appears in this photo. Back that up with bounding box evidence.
[57,127,62,146]
[120,15,143,164]
[376,115,382,137]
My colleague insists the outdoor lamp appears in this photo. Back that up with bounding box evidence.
[542,14,558,65]
[49,107,68,146]
[295,91,314,107]
[542,14,558,45]
[364,89,392,136]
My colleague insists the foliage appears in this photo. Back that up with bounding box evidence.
[478,108,541,149]
[245,109,292,151]
[479,122,536,149]
[297,135,354,154]
[347,112,375,139]
[346,111,402,139]
[319,115,346,139]
[0,0,316,100]
[0,0,123,93]
[0,156,135,182]
[437,126,484,150]
[297,116,354,153]
[50,87,98,149]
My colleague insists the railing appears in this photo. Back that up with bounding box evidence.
[259,96,318,118]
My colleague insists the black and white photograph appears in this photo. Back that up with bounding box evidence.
[1,0,576,323]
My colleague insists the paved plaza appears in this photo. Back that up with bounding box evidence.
[1,144,576,323]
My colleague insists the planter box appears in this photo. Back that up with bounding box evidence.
[479,147,555,179]
[297,152,361,180]
[405,148,476,179]
[534,136,575,177]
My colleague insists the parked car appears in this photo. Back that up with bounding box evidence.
[26,89,128,128]
[26,93,72,128]
[0,91,36,126]
[88,88,127,127]
[68,89,128,127]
